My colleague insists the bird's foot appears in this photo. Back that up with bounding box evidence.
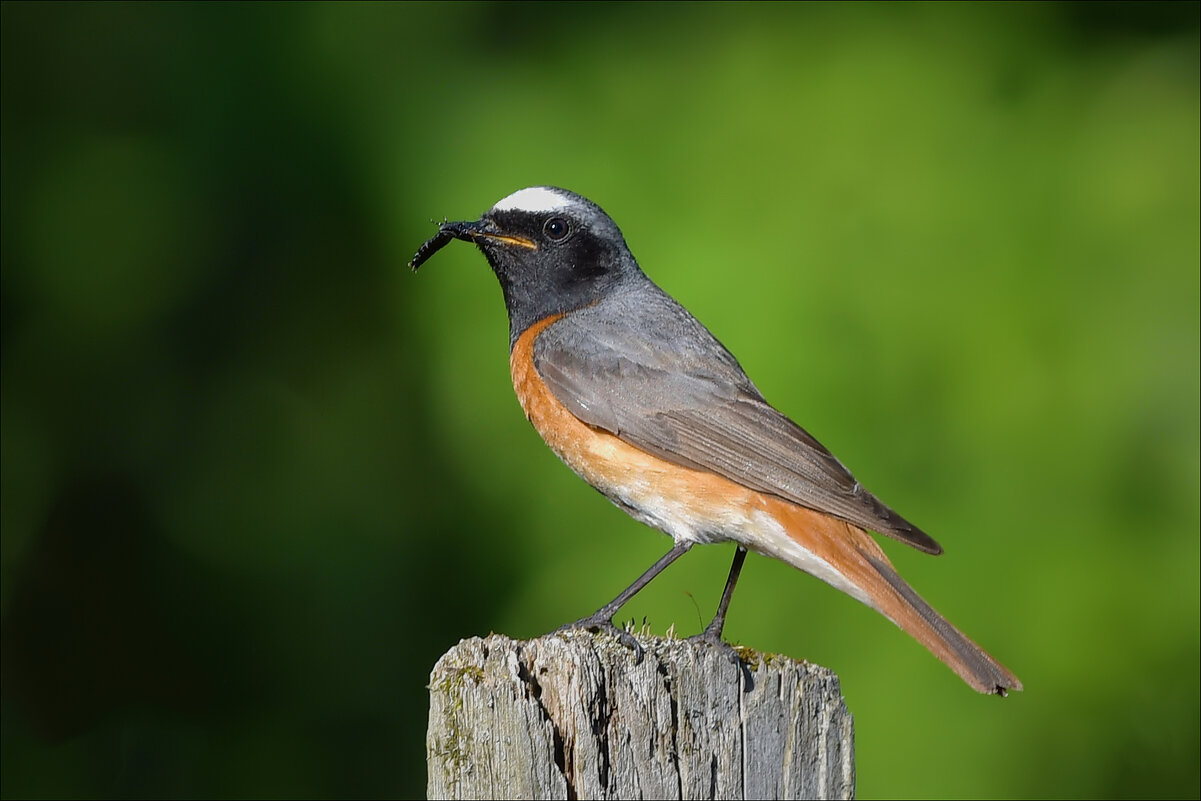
[556,614,645,663]
[686,625,746,667]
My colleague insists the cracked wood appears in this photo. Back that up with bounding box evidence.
[426,631,855,800]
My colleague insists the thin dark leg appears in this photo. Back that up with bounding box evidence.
[559,541,693,660]
[701,545,747,640]
[688,546,748,664]
[565,540,693,628]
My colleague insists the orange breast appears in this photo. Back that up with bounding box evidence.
[509,315,766,545]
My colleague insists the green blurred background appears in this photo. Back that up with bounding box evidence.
[2,2,1198,798]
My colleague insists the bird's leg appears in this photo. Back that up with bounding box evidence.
[688,545,748,664]
[558,540,693,662]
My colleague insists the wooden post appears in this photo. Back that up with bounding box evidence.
[427,630,855,800]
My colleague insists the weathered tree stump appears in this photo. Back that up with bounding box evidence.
[427,630,855,800]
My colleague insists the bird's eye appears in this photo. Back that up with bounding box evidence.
[543,217,571,241]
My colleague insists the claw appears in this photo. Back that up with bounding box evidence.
[557,615,646,664]
[686,628,745,666]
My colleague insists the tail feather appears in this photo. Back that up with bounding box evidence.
[760,496,1022,695]
[861,550,1022,695]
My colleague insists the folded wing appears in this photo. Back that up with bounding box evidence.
[532,291,942,555]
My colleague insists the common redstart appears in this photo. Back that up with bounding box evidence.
[410,186,1021,695]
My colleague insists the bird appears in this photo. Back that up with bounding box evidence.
[409,186,1021,695]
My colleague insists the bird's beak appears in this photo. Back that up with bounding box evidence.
[465,218,539,251]
[409,218,536,271]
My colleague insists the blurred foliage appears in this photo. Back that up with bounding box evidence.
[2,2,1198,799]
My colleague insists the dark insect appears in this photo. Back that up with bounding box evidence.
[408,220,474,271]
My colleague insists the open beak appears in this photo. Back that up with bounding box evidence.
[409,218,537,271]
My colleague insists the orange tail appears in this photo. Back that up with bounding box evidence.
[759,496,1022,695]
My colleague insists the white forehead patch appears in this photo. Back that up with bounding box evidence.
[491,186,571,214]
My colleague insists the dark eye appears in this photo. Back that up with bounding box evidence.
[543,217,571,241]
